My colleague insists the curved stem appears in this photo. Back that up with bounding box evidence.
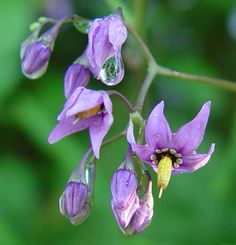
[128,24,236,101]
[135,63,157,112]
[107,90,135,112]
[155,65,236,92]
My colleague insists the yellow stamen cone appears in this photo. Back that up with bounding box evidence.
[157,156,172,198]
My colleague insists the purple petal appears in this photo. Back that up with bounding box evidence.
[87,18,114,76]
[88,113,113,158]
[128,202,153,234]
[66,89,103,117]
[64,64,90,99]
[111,169,138,209]
[108,15,127,47]
[57,87,84,120]
[126,121,153,165]
[63,182,88,217]
[88,93,113,158]
[172,144,215,175]
[48,116,88,143]
[145,101,172,150]
[172,101,211,155]
[112,195,140,229]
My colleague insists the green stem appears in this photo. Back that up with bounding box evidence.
[155,65,236,92]
[135,63,157,112]
[127,25,236,113]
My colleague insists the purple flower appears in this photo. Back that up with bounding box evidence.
[59,181,91,225]
[64,63,90,98]
[21,41,51,79]
[111,169,140,229]
[87,13,127,86]
[127,101,215,196]
[48,87,113,158]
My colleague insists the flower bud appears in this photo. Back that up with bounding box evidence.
[21,18,64,79]
[21,41,51,79]
[60,150,96,225]
[111,148,140,229]
[59,181,91,225]
[64,63,90,98]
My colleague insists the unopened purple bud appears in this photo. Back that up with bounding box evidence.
[59,181,91,225]
[64,63,90,98]
[21,41,51,79]
[111,169,139,229]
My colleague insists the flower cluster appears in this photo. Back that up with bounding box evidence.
[21,10,215,235]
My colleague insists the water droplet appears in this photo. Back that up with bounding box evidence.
[101,56,119,81]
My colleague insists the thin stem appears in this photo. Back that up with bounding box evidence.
[107,90,135,112]
[128,25,236,98]
[135,63,157,112]
[90,131,126,163]
[155,65,236,93]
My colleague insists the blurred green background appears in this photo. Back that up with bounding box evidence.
[0,0,236,244]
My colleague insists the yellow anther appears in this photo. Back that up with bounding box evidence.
[74,104,102,122]
[157,156,172,198]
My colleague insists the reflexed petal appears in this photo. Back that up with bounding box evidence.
[145,101,172,149]
[172,101,211,155]
[126,120,136,145]
[88,113,113,158]
[108,16,127,47]
[66,89,103,116]
[172,144,215,175]
[48,116,88,143]
[102,92,113,116]
[126,121,153,164]
[57,87,84,120]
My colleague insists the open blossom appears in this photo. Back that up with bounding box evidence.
[127,101,215,197]
[87,13,127,86]
[48,87,113,158]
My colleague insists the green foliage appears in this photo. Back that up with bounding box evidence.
[0,0,236,244]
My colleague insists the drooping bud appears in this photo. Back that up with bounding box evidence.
[111,147,139,230]
[59,181,90,224]
[64,53,90,98]
[59,150,95,225]
[21,18,64,79]
[126,171,154,235]
[21,42,51,79]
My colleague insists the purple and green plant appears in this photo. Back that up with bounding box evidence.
[20,7,236,235]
